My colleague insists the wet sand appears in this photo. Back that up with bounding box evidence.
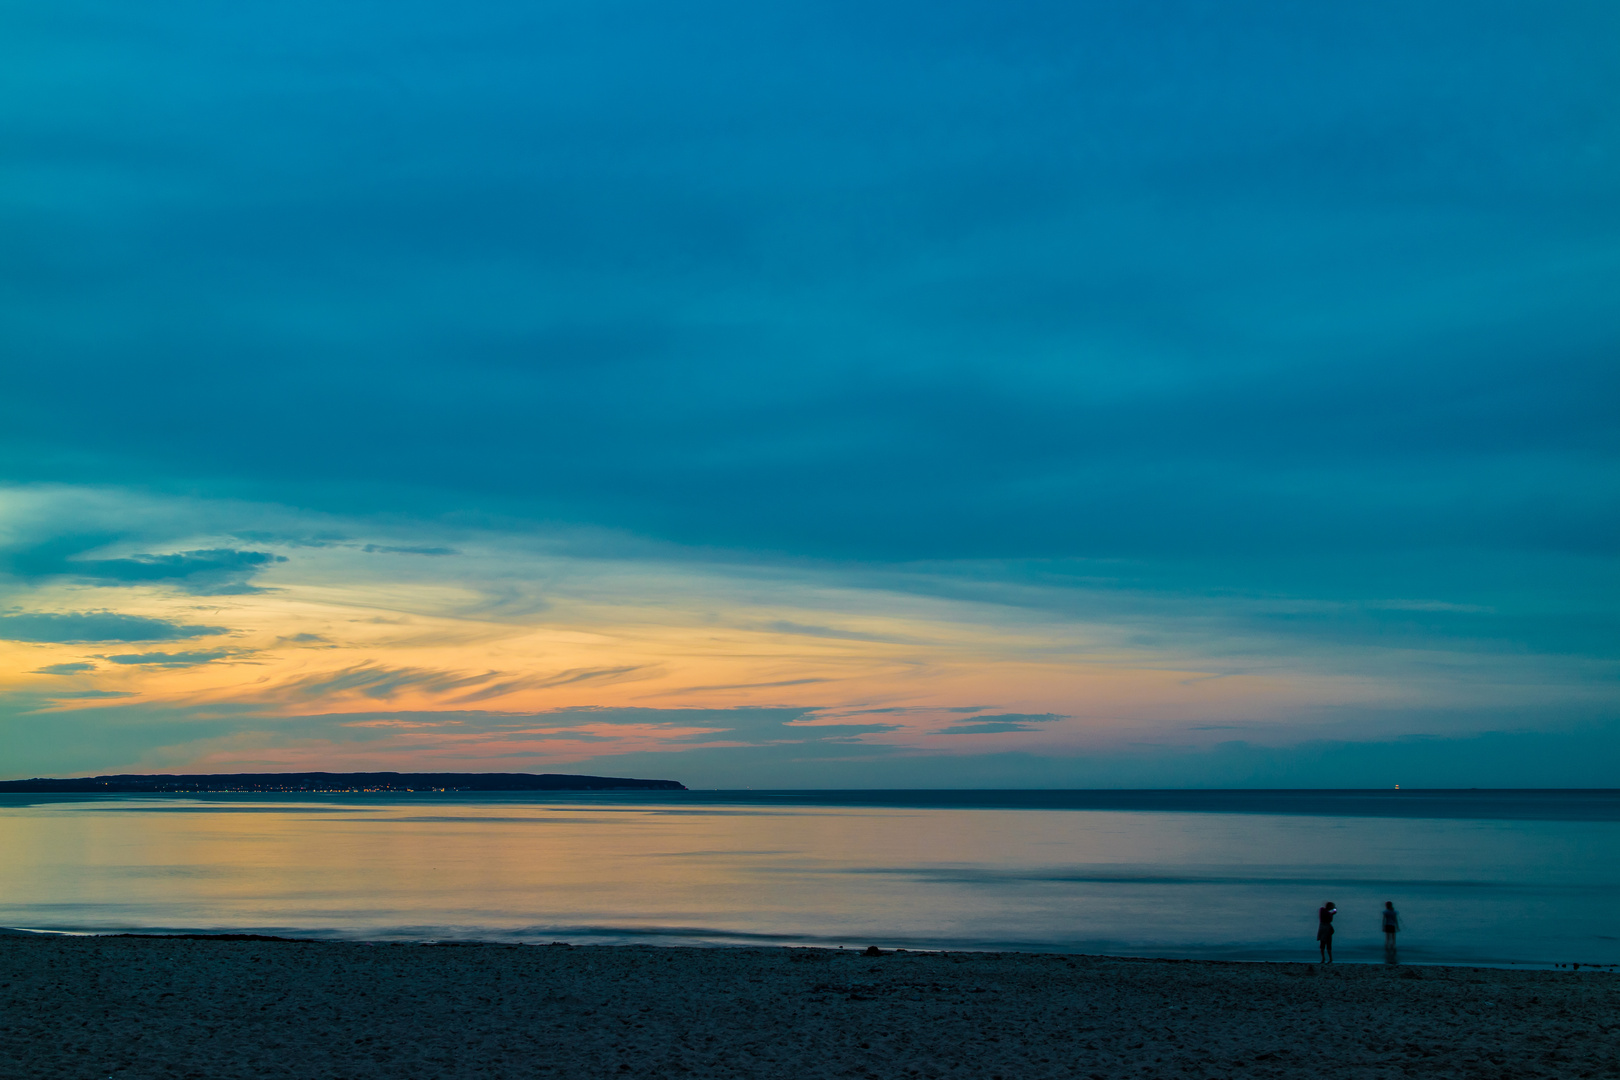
[2,934,1615,1079]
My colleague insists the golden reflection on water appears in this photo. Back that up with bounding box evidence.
[1,795,1614,965]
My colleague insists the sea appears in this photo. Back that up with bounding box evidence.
[2,789,1616,968]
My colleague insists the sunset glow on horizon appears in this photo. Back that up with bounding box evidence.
[3,1,1617,787]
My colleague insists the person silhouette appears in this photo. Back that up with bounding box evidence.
[1317,900,1337,962]
[1382,901,1400,962]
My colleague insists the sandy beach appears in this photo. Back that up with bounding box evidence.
[2,935,1614,1080]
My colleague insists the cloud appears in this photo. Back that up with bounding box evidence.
[937,714,1066,735]
[450,666,653,703]
[6,688,1619,788]
[0,2,1615,784]
[313,705,823,735]
[0,0,1613,585]
[232,531,348,548]
[662,678,830,696]
[42,690,137,700]
[30,662,96,675]
[101,650,235,667]
[341,718,465,729]
[266,663,658,705]
[275,663,495,702]
[760,621,901,643]
[0,612,228,643]
[4,538,285,594]
[362,544,460,556]
[532,665,649,688]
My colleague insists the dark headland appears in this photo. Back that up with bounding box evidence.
[0,771,686,793]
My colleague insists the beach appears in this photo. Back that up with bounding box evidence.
[3,935,1615,1079]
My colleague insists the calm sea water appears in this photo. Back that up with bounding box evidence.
[2,790,1615,967]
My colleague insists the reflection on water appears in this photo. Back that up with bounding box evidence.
[1,792,1615,967]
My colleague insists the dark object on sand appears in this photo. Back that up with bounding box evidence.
[0,771,687,793]
[864,946,885,957]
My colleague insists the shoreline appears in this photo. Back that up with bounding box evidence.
[3,924,1609,973]
[5,933,1615,1079]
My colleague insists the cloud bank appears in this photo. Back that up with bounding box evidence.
[0,0,1616,783]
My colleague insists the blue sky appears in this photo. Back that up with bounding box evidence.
[2,0,1617,785]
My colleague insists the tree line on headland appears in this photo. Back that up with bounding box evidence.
[0,772,687,793]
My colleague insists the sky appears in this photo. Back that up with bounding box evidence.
[2,0,1617,786]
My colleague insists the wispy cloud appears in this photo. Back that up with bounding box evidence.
[0,611,228,643]
[43,690,137,700]
[233,531,348,549]
[340,718,465,729]
[451,666,653,703]
[274,663,496,702]
[661,678,830,697]
[263,662,654,706]
[759,621,902,643]
[936,713,1066,735]
[101,650,237,668]
[4,538,285,595]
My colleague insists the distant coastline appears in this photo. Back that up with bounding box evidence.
[0,771,687,793]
